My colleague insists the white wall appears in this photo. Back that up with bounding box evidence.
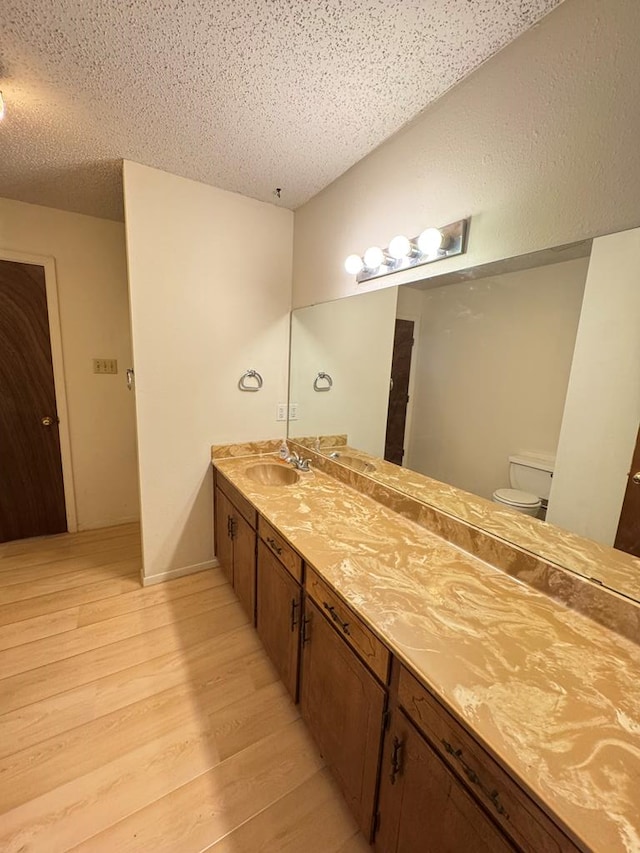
[289,287,397,456]
[123,162,293,582]
[0,197,139,530]
[547,229,640,544]
[402,259,588,499]
[292,0,640,309]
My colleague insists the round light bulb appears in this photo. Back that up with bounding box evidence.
[417,227,444,256]
[344,254,364,275]
[363,246,384,269]
[388,235,412,260]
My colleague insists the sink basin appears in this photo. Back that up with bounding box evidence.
[337,455,376,474]
[246,463,300,486]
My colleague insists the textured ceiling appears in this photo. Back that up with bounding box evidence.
[1,0,563,221]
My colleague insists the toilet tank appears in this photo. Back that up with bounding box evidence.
[508,453,555,499]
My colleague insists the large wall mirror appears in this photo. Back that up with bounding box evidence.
[288,229,640,603]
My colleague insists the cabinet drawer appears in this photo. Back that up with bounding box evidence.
[398,667,578,853]
[258,517,303,582]
[305,566,390,684]
[217,472,257,529]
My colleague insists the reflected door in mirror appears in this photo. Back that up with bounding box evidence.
[614,424,640,557]
[385,319,414,465]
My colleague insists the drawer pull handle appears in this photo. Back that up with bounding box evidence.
[323,601,351,635]
[441,740,509,818]
[290,598,299,631]
[266,536,282,555]
[390,735,403,784]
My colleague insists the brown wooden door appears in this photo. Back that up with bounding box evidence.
[385,319,414,466]
[214,487,234,584]
[376,709,514,853]
[614,423,640,557]
[232,511,256,622]
[0,259,67,542]
[256,541,301,699]
[300,598,386,840]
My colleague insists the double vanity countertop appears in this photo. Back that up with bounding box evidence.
[212,450,640,853]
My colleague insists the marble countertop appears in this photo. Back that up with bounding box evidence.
[213,453,640,853]
[307,443,640,603]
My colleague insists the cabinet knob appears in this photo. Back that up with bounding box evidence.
[632,472,640,485]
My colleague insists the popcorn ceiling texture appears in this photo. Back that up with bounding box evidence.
[1,0,562,220]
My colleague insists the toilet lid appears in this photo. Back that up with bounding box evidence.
[493,488,541,508]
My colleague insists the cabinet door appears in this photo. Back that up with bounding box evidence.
[376,709,514,853]
[233,511,256,622]
[256,541,301,700]
[300,599,385,840]
[214,487,234,585]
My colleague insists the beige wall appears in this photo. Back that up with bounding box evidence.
[403,258,588,500]
[548,229,640,545]
[0,196,139,530]
[292,0,640,309]
[289,287,398,456]
[123,162,293,582]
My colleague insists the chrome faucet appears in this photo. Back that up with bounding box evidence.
[286,451,312,472]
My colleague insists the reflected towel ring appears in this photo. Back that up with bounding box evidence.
[313,371,333,392]
[239,369,263,392]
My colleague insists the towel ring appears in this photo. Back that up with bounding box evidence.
[313,371,333,392]
[239,369,263,392]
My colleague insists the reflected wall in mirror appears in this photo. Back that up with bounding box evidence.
[288,227,640,602]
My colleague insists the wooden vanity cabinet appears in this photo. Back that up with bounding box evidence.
[300,597,386,841]
[386,666,580,853]
[214,475,257,622]
[376,706,514,853]
[211,470,581,853]
[256,539,302,700]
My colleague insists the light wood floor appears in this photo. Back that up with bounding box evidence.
[0,523,369,852]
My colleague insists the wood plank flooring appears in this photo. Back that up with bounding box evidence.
[0,523,368,852]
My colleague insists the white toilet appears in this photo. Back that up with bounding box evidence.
[492,453,555,517]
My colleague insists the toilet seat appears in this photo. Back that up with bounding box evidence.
[492,488,541,509]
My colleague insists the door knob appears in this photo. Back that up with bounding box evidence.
[632,472,640,485]
[41,416,55,427]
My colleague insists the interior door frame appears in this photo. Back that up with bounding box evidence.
[0,248,78,533]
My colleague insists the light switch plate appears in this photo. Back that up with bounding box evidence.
[93,358,118,374]
[288,402,299,420]
[276,403,288,422]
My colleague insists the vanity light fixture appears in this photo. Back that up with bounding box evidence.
[388,234,414,261]
[417,226,446,256]
[363,246,386,270]
[344,218,469,283]
[344,254,364,275]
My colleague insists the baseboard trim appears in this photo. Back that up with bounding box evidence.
[142,558,220,587]
[76,515,141,532]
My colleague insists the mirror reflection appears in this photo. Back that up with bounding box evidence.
[289,233,640,602]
